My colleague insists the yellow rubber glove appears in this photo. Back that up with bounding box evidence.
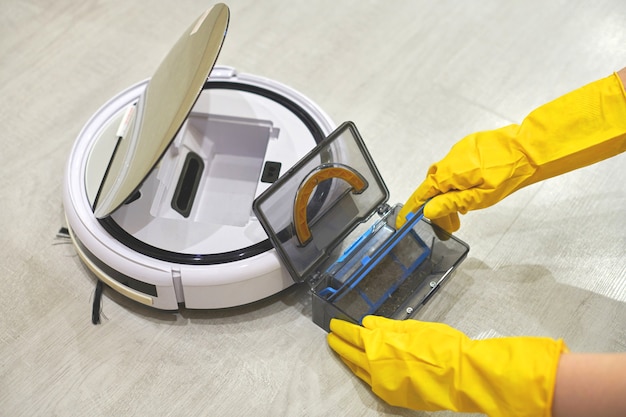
[328,316,568,417]
[398,72,626,232]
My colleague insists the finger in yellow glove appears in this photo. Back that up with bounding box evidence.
[328,316,568,417]
[398,72,626,232]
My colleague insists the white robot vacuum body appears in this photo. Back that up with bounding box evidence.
[63,5,334,310]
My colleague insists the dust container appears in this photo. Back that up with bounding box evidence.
[253,122,469,331]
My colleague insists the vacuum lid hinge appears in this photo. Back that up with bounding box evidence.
[376,203,392,217]
[307,271,323,289]
[209,65,238,80]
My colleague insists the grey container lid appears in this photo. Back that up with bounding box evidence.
[94,4,230,218]
[252,121,390,283]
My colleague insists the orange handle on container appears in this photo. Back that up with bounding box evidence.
[293,164,367,245]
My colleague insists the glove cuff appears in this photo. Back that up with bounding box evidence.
[458,336,568,417]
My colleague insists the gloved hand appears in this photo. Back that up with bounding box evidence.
[328,316,568,417]
[398,72,626,232]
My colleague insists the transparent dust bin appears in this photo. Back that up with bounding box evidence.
[253,121,469,331]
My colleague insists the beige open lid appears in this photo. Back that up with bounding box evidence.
[93,4,230,218]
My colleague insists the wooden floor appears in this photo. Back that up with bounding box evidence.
[1,1,625,416]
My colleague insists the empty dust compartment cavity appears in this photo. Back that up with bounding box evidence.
[171,113,276,226]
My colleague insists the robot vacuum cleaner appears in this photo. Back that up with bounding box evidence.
[64,3,470,329]
[63,4,335,311]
